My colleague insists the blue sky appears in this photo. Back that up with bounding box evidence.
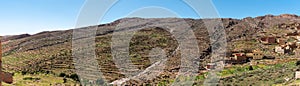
[0,0,299,35]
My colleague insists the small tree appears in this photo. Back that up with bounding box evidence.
[296,60,300,66]
[21,71,27,75]
[249,66,254,70]
[59,73,66,77]
[69,74,80,82]
[63,77,67,83]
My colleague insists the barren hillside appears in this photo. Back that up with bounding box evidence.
[2,14,300,85]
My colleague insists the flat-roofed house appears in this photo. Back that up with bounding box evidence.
[275,44,294,54]
[275,46,285,54]
[277,38,287,45]
[245,50,264,60]
[232,53,247,62]
[296,71,300,79]
[252,50,264,60]
[260,37,276,44]
[205,63,216,70]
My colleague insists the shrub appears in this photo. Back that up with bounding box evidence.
[69,74,80,82]
[296,60,300,66]
[45,71,50,74]
[274,79,285,84]
[95,79,105,85]
[249,66,254,70]
[21,71,27,75]
[23,77,41,81]
[195,75,205,80]
[63,77,67,83]
[59,73,67,77]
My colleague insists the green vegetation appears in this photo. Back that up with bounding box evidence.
[232,40,260,51]
[3,72,78,86]
[157,60,298,86]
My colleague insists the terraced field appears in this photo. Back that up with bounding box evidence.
[2,14,300,85]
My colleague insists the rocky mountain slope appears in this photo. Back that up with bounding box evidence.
[2,14,300,85]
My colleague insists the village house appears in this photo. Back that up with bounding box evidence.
[226,53,248,64]
[232,53,247,61]
[259,37,276,44]
[247,50,264,60]
[275,46,285,54]
[275,42,296,54]
[205,63,216,70]
[226,49,266,64]
[296,71,300,79]
[276,38,287,45]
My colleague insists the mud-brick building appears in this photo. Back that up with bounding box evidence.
[296,71,300,79]
[246,50,264,60]
[260,37,276,44]
[275,46,285,54]
[275,43,295,54]
[205,63,216,70]
[276,38,287,45]
[226,53,248,64]
[232,53,247,61]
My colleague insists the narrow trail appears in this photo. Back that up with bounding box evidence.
[110,47,180,85]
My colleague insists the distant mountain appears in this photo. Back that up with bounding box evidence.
[2,34,31,42]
